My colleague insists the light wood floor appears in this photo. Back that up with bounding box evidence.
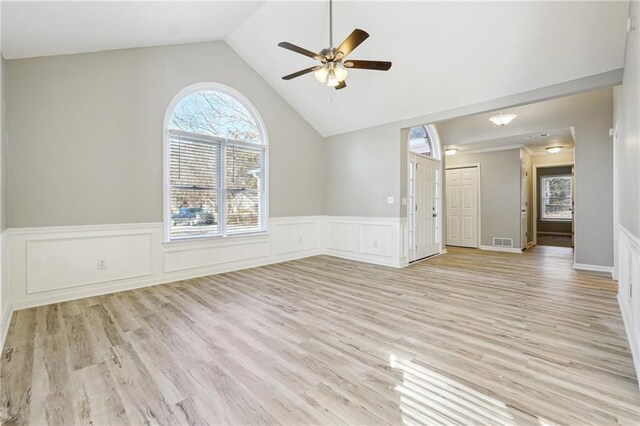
[2,246,639,425]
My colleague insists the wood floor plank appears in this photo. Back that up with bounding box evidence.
[2,245,639,425]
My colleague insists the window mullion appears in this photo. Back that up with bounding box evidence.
[218,141,226,237]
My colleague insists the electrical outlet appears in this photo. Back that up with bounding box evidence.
[387,196,394,204]
[298,237,303,244]
[373,241,379,248]
[97,259,106,270]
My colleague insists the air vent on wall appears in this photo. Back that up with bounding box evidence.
[492,237,514,248]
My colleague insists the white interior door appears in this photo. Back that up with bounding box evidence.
[446,167,478,248]
[521,161,529,249]
[411,154,440,261]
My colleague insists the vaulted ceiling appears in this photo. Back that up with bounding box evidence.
[1,1,266,59]
[227,1,628,136]
[2,1,630,137]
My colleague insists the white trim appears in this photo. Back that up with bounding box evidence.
[406,124,444,262]
[532,161,574,249]
[618,293,640,390]
[537,231,572,236]
[162,82,269,243]
[573,263,613,276]
[0,304,12,353]
[479,245,522,253]
[612,119,620,280]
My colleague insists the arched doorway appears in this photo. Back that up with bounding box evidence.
[407,124,443,262]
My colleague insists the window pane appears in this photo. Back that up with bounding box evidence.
[170,188,218,238]
[541,175,572,220]
[226,190,262,233]
[225,146,263,191]
[170,135,218,188]
[169,90,260,144]
[408,125,433,156]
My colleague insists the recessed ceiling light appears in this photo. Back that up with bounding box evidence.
[445,148,458,156]
[546,146,563,154]
[524,136,531,140]
[489,113,517,126]
[539,132,550,137]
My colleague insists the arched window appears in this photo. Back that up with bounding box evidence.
[408,124,441,159]
[164,83,268,241]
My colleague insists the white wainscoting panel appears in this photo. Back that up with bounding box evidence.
[273,220,321,256]
[27,233,153,293]
[326,221,356,253]
[324,217,407,268]
[164,238,270,273]
[6,216,410,312]
[618,225,640,388]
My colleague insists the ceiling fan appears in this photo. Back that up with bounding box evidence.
[278,0,392,90]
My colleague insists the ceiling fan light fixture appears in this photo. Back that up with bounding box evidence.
[314,66,329,83]
[546,146,563,154]
[489,113,517,126]
[334,63,348,82]
[326,70,340,87]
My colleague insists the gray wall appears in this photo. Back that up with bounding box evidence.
[6,41,325,227]
[615,0,639,239]
[324,124,402,217]
[536,166,573,234]
[445,149,522,248]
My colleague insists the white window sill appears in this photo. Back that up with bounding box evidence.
[163,229,269,246]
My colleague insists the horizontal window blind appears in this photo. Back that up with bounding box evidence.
[168,130,266,240]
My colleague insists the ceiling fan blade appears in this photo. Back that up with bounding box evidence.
[278,42,322,60]
[282,66,320,80]
[335,81,347,90]
[343,60,392,71]
[335,29,369,59]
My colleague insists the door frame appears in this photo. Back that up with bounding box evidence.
[408,152,442,262]
[444,163,481,249]
[532,161,575,251]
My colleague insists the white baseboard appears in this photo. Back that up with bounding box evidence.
[573,263,614,276]
[526,241,535,249]
[479,245,522,253]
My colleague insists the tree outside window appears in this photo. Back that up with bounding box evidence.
[541,175,572,221]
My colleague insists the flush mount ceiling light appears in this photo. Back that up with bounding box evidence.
[489,113,517,126]
[546,146,563,154]
[445,148,458,156]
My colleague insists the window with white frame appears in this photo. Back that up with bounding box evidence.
[541,175,572,221]
[165,84,267,241]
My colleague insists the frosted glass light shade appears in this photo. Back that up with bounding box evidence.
[489,113,517,126]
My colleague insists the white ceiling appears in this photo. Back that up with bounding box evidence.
[442,127,575,155]
[435,88,613,154]
[227,1,629,136]
[2,1,629,138]
[1,1,266,59]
